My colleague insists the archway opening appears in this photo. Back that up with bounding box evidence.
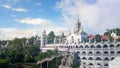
[96,45,101,48]
[103,44,108,48]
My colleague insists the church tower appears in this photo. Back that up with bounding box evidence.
[73,19,83,35]
[41,30,47,47]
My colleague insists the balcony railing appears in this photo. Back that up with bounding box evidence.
[110,54,115,56]
[88,54,94,56]
[103,54,109,56]
[95,54,102,56]
[103,48,109,50]
[95,48,102,50]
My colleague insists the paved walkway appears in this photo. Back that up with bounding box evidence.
[37,52,63,65]
[59,65,72,68]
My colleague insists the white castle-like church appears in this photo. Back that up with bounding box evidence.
[40,19,120,68]
[66,19,88,45]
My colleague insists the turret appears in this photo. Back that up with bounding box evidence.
[41,30,47,47]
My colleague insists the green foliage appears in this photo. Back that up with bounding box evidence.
[48,31,55,44]
[35,52,46,61]
[55,36,60,43]
[0,59,9,68]
[29,37,36,45]
[0,41,7,46]
[95,34,101,42]
[24,55,35,63]
[0,37,40,64]
[0,48,8,59]
[27,45,40,57]
[35,50,58,61]
[104,28,120,42]
[39,56,63,68]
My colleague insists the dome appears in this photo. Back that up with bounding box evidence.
[81,31,88,42]
[81,31,87,35]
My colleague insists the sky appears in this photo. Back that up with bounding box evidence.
[0,0,120,40]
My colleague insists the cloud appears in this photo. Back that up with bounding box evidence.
[20,17,50,26]
[56,0,120,34]
[0,28,37,40]
[0,26,68,40]
[1,4,11,9]
[19,17,69,35]
[35,2,42,6]
[0,17,69,40]
[12,8,27,12]
[0,4,27,12]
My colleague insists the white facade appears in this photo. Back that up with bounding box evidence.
[66,42,120,68]
[41,42,120,68]
[109,57,120,68]
[65,19,88,45]
[40,19,120,68]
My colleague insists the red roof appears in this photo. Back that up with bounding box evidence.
[88,35,96,39]
[101,35,109,40]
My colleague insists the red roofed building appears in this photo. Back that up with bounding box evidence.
[101,35,109,40]
[88,35,96,39]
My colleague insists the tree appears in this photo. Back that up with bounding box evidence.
[104,28,120,42]
[0,59,9,68]
[48,31,55,44]
[95,34,101,42]
[27,45,40,57]
[55,36,60,43]
[24,54,34,63]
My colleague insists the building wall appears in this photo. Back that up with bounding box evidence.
[59,42,120,68]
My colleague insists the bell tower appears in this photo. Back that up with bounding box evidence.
[74,18,83,35]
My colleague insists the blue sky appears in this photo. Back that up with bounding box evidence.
[0,0,120,40]
[0,0,62,28]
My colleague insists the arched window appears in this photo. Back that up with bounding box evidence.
[90,45,95,48]
[104,64,108,66]
[96,45,101,48]
[104,51,109,54]
[111,57,115,60]
[103,44,108,48]
[96,51,101,54]
[82,51,86,55]
[110,51,114,54]
[116,44,120,48]
[76,45,78,48]
[82,57,87,60]
[88,57,93,60]
[79,45,83,48]
[110,44,114,48]
[97,63,101,66]
[89,63,93,66]
[117,51,120,54]
[104,57,109,60]
[96,57,102,60]
[88,51,93,55]
[85,45,89,48]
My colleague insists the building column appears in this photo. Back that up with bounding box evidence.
[47,61,49,68]
[40,63,42,68]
